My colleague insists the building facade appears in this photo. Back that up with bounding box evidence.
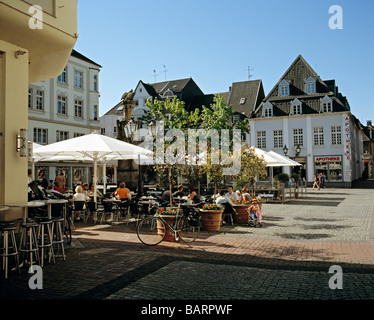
[249,55,365,187]
[28,50,101,187]
[0,0,77,220]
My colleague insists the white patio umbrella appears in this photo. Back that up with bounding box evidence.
[34,133,154,202]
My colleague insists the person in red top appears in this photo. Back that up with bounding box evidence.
[113,182,131,199]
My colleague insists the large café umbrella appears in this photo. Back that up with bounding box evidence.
[34,132,153,202]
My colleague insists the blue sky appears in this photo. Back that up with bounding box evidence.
[74,0,374,125]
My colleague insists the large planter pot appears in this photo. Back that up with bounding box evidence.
[233,205,250,224]
[157,215,179,242]
[200,210,223,231]
[233,203,263,224]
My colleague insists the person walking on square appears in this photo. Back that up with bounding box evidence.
[312,174,319,190]
[320,173,326,188]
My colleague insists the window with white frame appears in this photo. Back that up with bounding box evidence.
[293,128,303,146]
[321,96,333,113]
[36,90,44,111]
[278,80,290,96]
[305,76,316,94]
[28,88,33,109]
[33,128,48,144]
[257,131,266,148]
[57,96,67,115]
[331,126,342,145]
[74,100,83,118]
[262,101,273,117]
[57,68,67,83]
[93,75,98,92]
[291,99,302,115]
[74,133,84,138]
[273,130,283,148]
[93,105,98,120]
[74,70,83,88]
[56,130,69,142]
[313,127,324,145]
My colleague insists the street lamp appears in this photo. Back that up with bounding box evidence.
[148,120,156,136]
[295,144,301,157]
[124,118,138,140]
[283,145,288,156]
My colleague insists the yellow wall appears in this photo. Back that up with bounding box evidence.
[0,40,29,220]
[0,0,77,220]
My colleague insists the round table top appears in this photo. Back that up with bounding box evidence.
[6,201,46,207]
[0,206,9,212]
[45,199,68,204]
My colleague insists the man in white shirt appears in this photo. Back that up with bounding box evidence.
[225,186,239,201]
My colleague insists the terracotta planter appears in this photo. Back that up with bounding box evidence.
[233,205,250,224]
[157,215,179,242]
[200,210,223,231]
[233,203,262,224]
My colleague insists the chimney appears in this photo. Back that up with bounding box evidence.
[367,120,372,127]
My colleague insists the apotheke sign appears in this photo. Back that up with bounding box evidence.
[315,156,342,162]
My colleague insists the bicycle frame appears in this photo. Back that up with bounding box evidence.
[154,210,184,240]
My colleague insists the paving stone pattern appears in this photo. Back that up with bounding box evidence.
[1,187,374,301]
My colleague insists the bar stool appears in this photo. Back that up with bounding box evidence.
[19,219,40,268]
[51,216,66,261]
[0,222,20,279]
[34,217,55,267]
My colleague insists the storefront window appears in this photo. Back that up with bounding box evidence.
[314,156,342,181]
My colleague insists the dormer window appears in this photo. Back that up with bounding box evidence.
[240,98,246,105]
[305,76,316,94]
[321,96,333,113]
[278,80,290,96]
[291,98,302,115]
[263,101,273,117]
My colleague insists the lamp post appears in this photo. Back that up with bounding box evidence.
[124,118,142,196]
[295,144,301,157]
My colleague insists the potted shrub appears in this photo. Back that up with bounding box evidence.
[199,203,224,231]
[157,207,181,242]
[232,199,252,224]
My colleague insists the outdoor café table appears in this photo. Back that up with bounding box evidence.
[5,201,45,224]
[45,199,68,219]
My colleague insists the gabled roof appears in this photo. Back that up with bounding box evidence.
[71,50,102,68]
[228,79,264,118]
[253,55,350,117]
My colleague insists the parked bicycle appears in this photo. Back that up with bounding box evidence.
[137,206,200,246]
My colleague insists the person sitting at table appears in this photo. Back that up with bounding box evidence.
[73,185,89,202]
[187,185,199,204]
[225,186,239,201]
[173,185,184,198]
[216,190,236,223]
[82,182,89,197]
[88,183,103,198]
[162,189,175,205]
[53,181,61,193]
[235,190,241,199]
[241,187,252,201]
[113,182,131,200]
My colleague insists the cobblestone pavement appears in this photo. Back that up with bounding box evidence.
[1,187,374,305]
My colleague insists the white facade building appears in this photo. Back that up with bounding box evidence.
[28,50,102,187]
[249,55,365,187]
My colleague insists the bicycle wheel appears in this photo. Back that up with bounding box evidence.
[178,216,200,243]
[137,216,165,246]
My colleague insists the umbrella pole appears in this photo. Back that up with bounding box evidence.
[103,162,107,195]
[94,159,98,203]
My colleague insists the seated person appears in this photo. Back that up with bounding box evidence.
[216,190,236,222]
[161,189,175,205]
[241,187,252,201]
[73,185,89,202]
[113,182,131,200]
[88,183,103,198]
[53,181,61,193]
[173,185,184,198]
[225,186,239,201]
[187,185,199,204]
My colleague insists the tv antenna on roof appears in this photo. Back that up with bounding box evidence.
[161,64,168,81]
[244,65,254,80]
[151,69,159,83]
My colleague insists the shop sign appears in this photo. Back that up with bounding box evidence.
[344,116,351,160]
[315,156,342,162]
